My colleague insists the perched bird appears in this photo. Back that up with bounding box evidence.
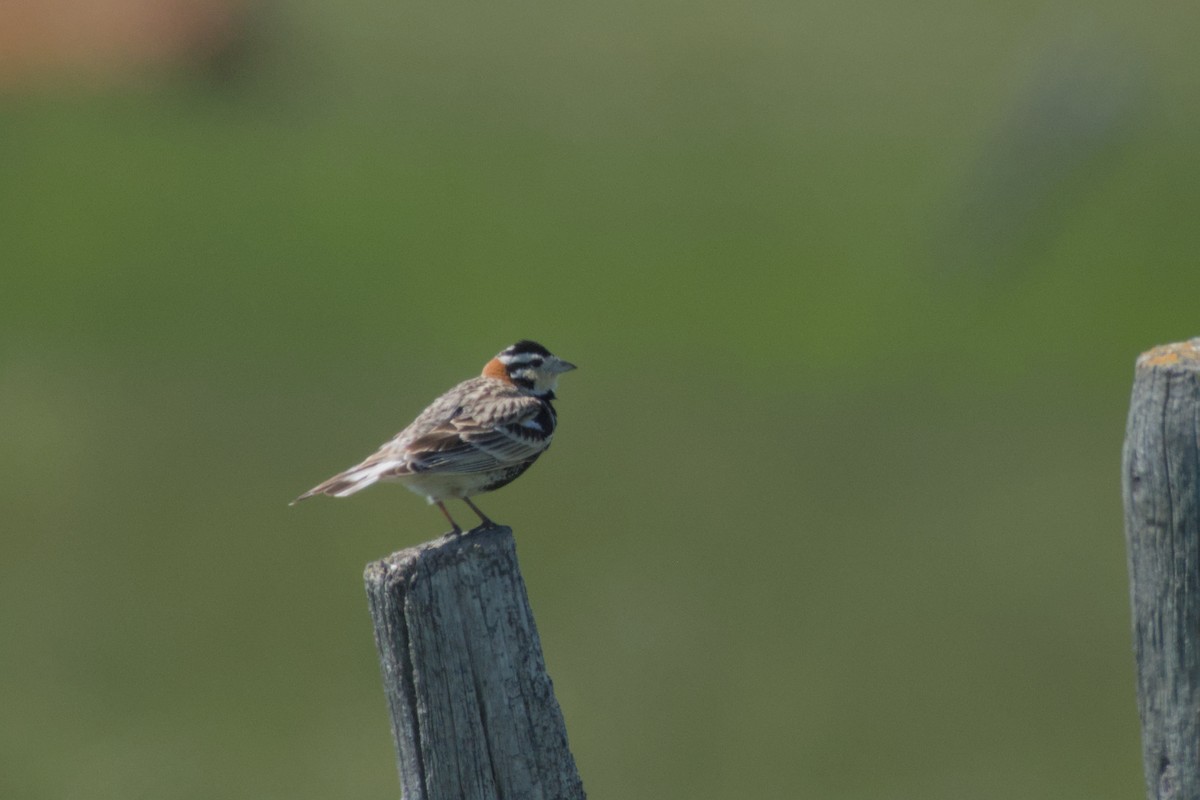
[292,340,576,534]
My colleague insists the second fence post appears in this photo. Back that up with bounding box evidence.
[1123,338,1200,800]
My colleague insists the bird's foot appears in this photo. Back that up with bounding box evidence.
[435,502,465,537]
[461,497,499,531]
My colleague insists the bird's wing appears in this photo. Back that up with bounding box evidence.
[396,396,554,475]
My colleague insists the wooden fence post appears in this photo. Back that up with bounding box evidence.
[363,525,586,800]
[1123,338,1200,800]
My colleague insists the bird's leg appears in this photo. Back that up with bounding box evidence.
[462,497,497,529]
[435,501,463,536]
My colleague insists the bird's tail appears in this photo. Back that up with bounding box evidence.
[290,459,397,505]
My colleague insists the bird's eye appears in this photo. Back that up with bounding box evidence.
[527,358,543,368]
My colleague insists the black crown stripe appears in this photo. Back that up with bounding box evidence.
[505,340,551,357]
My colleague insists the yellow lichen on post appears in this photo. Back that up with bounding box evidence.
[1136,338,1200,370]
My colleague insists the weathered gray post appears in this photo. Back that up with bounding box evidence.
[363,525,586,800]
[1123,338,1200,800]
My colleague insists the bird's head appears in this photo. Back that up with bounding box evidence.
[483,340,576,397]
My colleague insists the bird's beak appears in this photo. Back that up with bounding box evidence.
[552,358,577,373]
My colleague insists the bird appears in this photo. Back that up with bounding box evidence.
[292,340,576,534]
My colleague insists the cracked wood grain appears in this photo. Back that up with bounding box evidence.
[1123,338,1200,800]
[364,525,585,800]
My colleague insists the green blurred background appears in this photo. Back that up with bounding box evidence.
[2,0,1196,797]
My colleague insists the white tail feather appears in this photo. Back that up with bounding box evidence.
[329,461,396,496]
[292,459,401,504]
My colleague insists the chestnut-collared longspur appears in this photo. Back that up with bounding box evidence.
[292,340,576,534]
